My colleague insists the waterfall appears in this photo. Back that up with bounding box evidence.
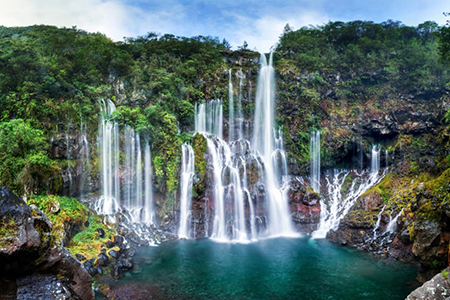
[97,99,154,223]
[190,53,295,242]
[373,205,386,239]
[228,69,234,142]
[252,53,295,237]
[310,131,321,193]
[98,99,120,214]
[312,166,386,239]
[144,141,155,224]
[371,144,380,175]
[179,143,195,239]
[195,100,223,139]
[79,120,90,196]
[386,208,404,233]
[236,69,245,140]
[385,150,389,168]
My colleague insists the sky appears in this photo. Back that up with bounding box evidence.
[0,0,449,52]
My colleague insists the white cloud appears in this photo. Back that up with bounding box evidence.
[0,0,447,53]
[227,10,329,52]
[0,0,135,40]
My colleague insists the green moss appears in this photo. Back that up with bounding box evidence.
[68,215,117,260]
[0,216,17,247]
[193,133,207,198]
[29,195,89,246]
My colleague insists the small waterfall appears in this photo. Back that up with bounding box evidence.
[228,69,234,142]
[386,208,404,233]
[371,145,380,175]
[310,131,321,193]
[98,99,120,214]
[385,150,389,168]
[79,121,90,196]
[312,166,386,239]
[133,133,143,221]
[178,143,195,239]
[195,100,223,139]
[236,69,245,140]
[65,124,73,196]
[373,205,386,239]
[144,141,155,224]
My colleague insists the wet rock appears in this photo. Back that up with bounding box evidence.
[76,253,87,261]
[109,249,120,259]
[113,235,124,247]
[97,253,109,267]
[111,265,123,280]
[16,273,71,300]
[412,219,441,264]
[105,240,115,248]
[406,268,450,300]
[97,228,106,238]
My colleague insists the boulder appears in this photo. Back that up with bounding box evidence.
[0,186,94,300]
[406,268,450,300]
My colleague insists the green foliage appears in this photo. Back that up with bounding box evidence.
[0,119,60,195]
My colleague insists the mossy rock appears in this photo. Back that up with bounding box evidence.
[193,133,207,199]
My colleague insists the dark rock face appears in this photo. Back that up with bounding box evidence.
[406,267,450,300]
[288,179,321,233]
[0,186,94,300]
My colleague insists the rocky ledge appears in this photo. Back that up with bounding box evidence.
[0,186,94,300]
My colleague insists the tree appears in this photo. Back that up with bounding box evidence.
[0,119,59,195]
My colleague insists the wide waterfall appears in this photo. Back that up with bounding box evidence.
[310,131,321,193]
[192,53,295,242]
[178,143,195,239]
[97,99,155,223]
[312,145,385,239]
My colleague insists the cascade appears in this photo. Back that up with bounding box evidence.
[386,208,404,233]
[190,53,295,242]
[312,164,386,239]
[228,69,234,141]
[371,144,380,175]
[373,205,386,239]
[97,99,155,223]
[310,131,321,193]
[252,53,295,237]
[178,143,195,239]
[236,69,245,140]
[135,133,143,220]
[385,150,388,168]
[98,99,120,214]
[144,141,154,224]
[65,124,73,196]
[79,120,90,196]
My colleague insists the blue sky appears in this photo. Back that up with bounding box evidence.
[1,0,449,52]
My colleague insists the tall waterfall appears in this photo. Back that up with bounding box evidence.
[228,70,234,142]
[97,99,155,223]
[312,146,386,239]
[178,143,195,239]
[252,53,295,237]
[310,131,321,193]
[98,99,120,214]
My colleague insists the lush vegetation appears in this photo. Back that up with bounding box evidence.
[1,20,450,220]
[275,20,450,167]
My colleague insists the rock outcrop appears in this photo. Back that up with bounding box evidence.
[406,268,450,300]
[0,186,94,300]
